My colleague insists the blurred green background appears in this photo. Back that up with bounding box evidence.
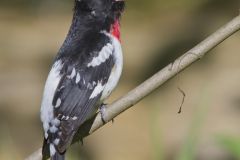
[1,0,240,159]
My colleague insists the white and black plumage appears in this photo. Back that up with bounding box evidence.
[40,0,125,160]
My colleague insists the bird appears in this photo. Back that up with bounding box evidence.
[40,0,125,159]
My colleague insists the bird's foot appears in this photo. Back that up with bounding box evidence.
[100,103,115,124]
[100,104,107,124]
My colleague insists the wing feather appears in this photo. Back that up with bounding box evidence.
[41,32,120,155]
[50,47,115,152]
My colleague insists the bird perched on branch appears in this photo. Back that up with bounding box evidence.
[40,0,125,159]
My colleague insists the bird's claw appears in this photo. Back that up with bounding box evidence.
[100,103,115,124]
[100,104,107,124]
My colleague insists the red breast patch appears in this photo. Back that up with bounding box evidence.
[111,20,121,41]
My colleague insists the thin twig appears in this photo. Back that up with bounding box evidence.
[177,87,186,114]
[25,14,240,160]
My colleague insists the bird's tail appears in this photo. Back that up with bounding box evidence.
[51,152,65,160]
[42,138,50,160]
[42,138,65,160]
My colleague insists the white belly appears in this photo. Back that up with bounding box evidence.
[101,35,123,101]
[40,60,63,138]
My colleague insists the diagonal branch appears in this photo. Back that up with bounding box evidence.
[26,14,240,160]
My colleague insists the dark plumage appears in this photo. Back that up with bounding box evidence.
[40,0,125,160]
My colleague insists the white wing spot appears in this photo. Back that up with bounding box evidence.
[87,43,113,67]
[91,10,96,16]
[50,125,58,133]
[72,116,78,120]
[107,43,113,50]
[54,138,60,145]
[90,81,105,99]
[58,86,65,91]
[44,133,48,139]
[70,68,76,79]
[87,83,93,89]
[55,98,61,108]
[51,118,60,126]
[50,143,56,156]
[105,44,113,55]
[76,73,81,83]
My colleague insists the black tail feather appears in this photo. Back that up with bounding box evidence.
[42,138,65,160]
[51,152,65,160]
[42,138,50,160]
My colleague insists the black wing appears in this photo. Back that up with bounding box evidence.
[49,46,115,153]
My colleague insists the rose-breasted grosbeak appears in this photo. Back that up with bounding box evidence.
[40,0,125,159]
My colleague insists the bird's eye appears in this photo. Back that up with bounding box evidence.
[112,1,125,12]
[77,1,92,12]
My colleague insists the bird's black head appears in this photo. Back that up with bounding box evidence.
[74,0,125,32]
